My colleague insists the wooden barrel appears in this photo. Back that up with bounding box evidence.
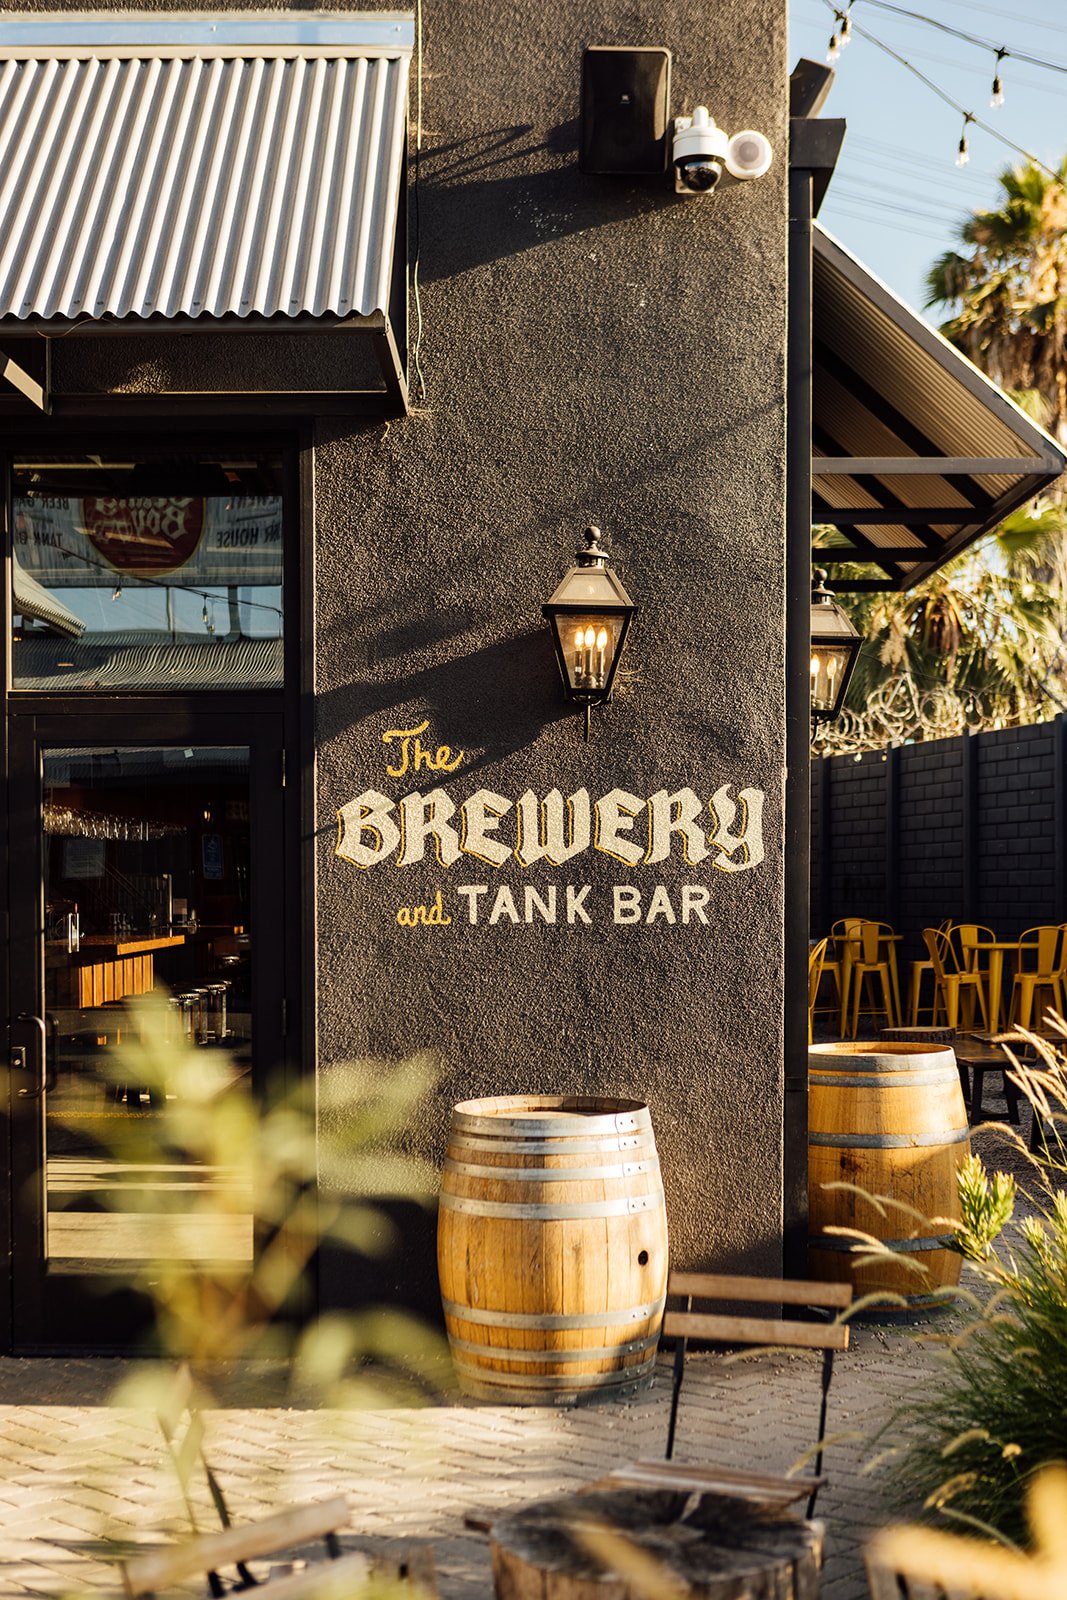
[808,1042,969,1310]
[437,1095,668,1402]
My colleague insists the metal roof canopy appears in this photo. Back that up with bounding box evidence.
[812,224,1067,592]
[0,13,413,416]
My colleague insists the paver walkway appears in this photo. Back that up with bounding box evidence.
[0,1317,940,1600]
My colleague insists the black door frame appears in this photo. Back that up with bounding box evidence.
[0,423,313,1354]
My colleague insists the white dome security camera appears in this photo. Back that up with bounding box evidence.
[672,106,773,194]
[672,107,729,193]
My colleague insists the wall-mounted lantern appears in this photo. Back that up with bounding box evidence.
[543,527,636,739]
[810,567,861,724]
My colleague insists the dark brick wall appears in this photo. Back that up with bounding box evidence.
[812,717,1066,968]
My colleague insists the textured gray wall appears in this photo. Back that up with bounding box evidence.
[315,0,789,1308]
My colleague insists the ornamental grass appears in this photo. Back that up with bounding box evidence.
[880,1024,1067,1548]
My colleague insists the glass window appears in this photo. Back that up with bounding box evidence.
[11,450,284,690]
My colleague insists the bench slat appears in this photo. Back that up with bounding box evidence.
[122,1497,350,1597]
[667,1272,852,1310]
[588,1461,824,1506]
[662,1310,849,1351]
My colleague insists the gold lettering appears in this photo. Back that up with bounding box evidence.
[382,719,466,777]
[395,890,453,928]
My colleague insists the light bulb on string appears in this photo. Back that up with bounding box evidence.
[839,6,852,47]
[990,49,1006,108]
[955,114,973,168]
[111,583,123,601]
[827,29,841,62]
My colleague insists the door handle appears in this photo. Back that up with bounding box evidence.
[15,1014,46,1097]
[45,1014,60,1092]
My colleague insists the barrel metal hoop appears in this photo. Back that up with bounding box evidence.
[442,1157,659,1182]
[451,1109,648,1138]
[440,1295,666,1330]
[809,1128,971,1149]
[451,1355,658,1389]
[812,1071,958,1089]
[809,1056,953,1074]
[446,1133,653,1156]
[446,1332,659,1362]
[439,1192,663,1219]
[808,1234,956,1252]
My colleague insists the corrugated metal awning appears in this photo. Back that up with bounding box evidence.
[813,225,1066,592]
[0,14,412,410]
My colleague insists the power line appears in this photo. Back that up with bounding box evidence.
[849,0,1067,75]
[818,0,1063,181]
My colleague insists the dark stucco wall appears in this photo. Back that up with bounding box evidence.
[315,0,789,1310]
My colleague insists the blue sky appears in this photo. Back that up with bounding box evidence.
[789,0,1067,316]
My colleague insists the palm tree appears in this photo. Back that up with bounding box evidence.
[926,157,1067,445]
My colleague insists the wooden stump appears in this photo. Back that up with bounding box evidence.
[490,1489,823,1600]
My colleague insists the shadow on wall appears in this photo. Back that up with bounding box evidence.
[416,121,676,283]
[314,626,572,777]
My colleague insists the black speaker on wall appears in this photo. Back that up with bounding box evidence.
[579,46,672,175]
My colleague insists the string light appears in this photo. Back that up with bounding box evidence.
[990,47,1006,109]
[111,583,122,601]
[847,0,1067,77]
[817,0,1063,182]
[827,5,853,61]
[956,113,973,168]
[827,29,841,61]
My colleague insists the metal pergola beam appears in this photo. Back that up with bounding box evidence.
[811,508,980,526]
[814,455,1051,475]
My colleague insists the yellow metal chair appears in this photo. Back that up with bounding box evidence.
[829,916,864,1036]
[1008,925,1067,1031]
[807,937,828,1044]
[906,918,953,1025]
[848,920,900,1036]
[924,926,988,1033]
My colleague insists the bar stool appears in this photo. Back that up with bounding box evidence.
[924,927,989,1033]
[848,921,899,1036]
[906,918,953,1025]
[830,917,864,1037]
[1008,926,1067,1030]
[808,937,828,1044]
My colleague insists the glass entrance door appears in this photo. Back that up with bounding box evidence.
[8,715,288,1352]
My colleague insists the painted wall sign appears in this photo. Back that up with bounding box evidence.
[14,495,282,586]
[336,722,767,929]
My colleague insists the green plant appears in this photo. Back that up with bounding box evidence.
[880,1030,1067,1546]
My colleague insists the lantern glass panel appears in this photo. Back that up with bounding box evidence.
[559,613,618,694]
[810,641,854,715]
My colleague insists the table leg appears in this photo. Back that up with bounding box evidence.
[988,949,1004,1034]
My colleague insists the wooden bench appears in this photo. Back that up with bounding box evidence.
[589,1270,852,1520]
[119,1498,437,1600]
[122,1369,435,1600]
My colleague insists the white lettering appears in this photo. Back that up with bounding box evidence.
[460,789,513,867]
[709,785,766,873]
[645,884,676,924]
[595,789,645,867]
[646,789,710,866]
[567,885,593,924]
[336,790,401,868]
[516,789,592,866]
[682,885,710,924]
[524,885,557,924]
[456,884,489,923]
[398,789,461,867]
[489,886,520,924]
[613,885,642,924]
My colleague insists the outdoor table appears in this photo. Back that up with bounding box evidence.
[983,940,1038,1034]
[953,1034,1023,1125]
[489,1487,822,1600]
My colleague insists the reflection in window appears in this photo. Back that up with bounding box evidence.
[12,453,284,690]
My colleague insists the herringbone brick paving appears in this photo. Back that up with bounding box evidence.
[0,1321,939,1600]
